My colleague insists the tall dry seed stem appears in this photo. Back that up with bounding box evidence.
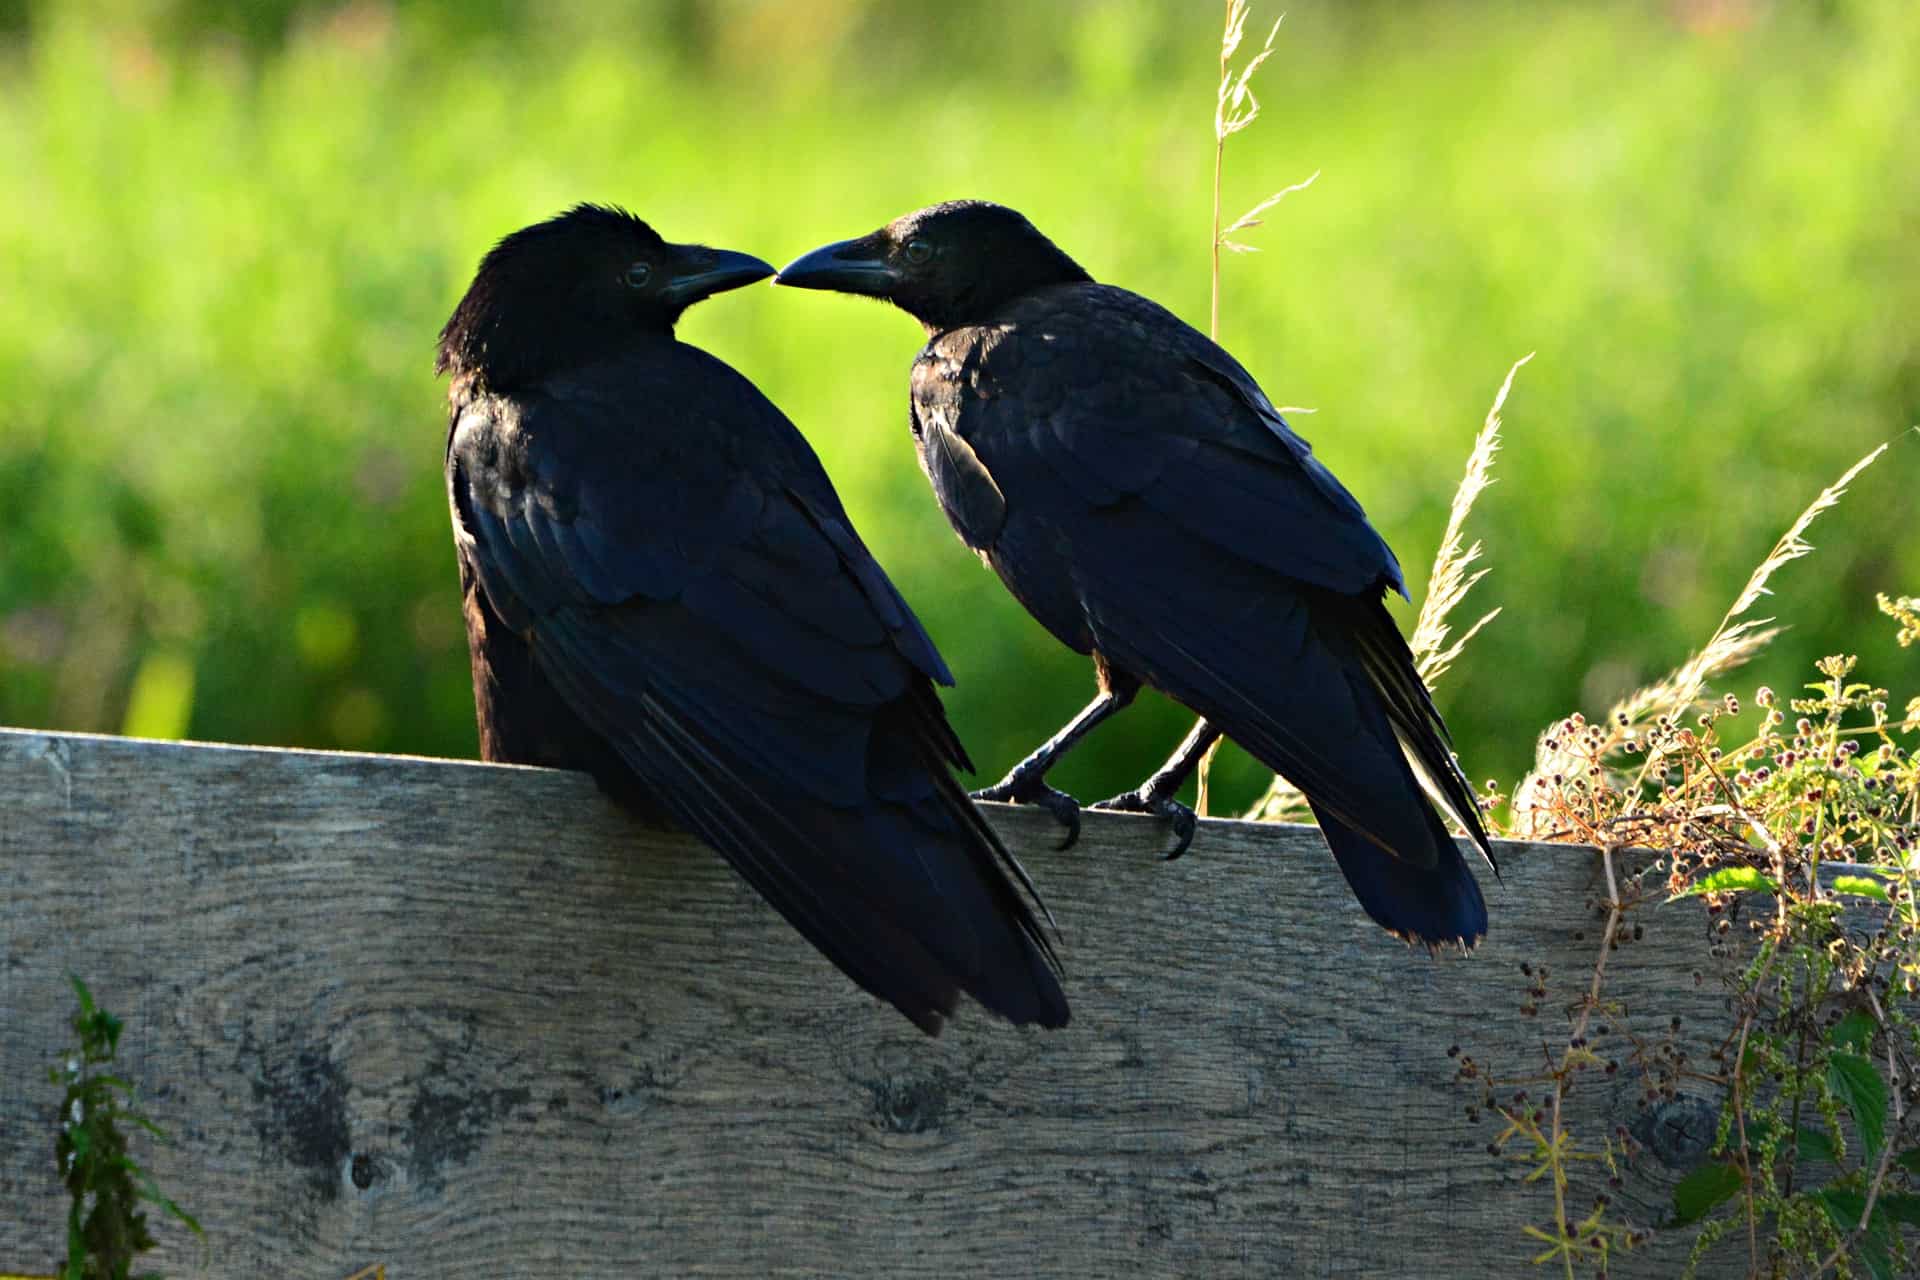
[1249,358,1524,823]
[1622,441,1887,723]
[1408,353,1529,687]
[1198,0,1316,814]
[1210,3,1318,335]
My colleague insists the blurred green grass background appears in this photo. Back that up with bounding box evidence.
[2,0,1915,817]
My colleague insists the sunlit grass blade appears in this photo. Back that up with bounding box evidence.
[1220,170,1319,253]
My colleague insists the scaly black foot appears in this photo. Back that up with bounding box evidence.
[971,768,1082,850]
[1091,788,1198,861]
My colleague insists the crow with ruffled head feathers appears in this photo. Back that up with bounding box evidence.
[439,205,1069,1032]
[777,200,1495,947]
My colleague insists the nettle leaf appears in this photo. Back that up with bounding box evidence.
[1672,867,1780,899]
[1880,1193,1920,1228]
[1860,1232,1895,1280]
[1828,1009,1877,1054]
[1672,1160,1744,1224]
[1816,1188,1896,1280]
[1827,1051,1888,1161]
[1797,1126,1840,1163]
[1832,875,1891,902]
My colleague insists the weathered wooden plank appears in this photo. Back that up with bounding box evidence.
[0,728,1745,1277]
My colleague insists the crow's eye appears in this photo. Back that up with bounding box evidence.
[902,238,934,266]
[624,262,653,289]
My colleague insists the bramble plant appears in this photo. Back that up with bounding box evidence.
[1657,618,1920,1280]
[1398,434,1918,1277]
[49,976,200,1280]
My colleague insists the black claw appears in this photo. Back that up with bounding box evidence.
[1037,789,1082,850]
[1160,805,1197,861]
[971,771,1083,851]
[1091,789,1197,861]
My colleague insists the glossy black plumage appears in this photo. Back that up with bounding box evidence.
[776,200,1496,947]
[438,205,1068,1032]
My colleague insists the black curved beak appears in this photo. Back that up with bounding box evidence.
[659,245,776,307]
[774,235,898,297]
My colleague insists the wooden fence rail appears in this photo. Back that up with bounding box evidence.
[0,728,1746,1277]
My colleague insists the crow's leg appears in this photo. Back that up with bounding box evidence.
[1092,718,1221,860]
[972,680,1139,850]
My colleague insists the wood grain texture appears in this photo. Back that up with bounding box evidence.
[0,728,1752,1278]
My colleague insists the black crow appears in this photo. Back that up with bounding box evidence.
[438,205,1068,1032]
[776,200,1494,947]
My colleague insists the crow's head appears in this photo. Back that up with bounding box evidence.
[438,204,772,391]
[775,201,1090,333]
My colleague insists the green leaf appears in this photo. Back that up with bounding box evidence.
[1879,1193,1920,1228]
[1672,866,1780,898]
[123,1111,170,1140]
[1833,875,1891,902]
[1672,1160,1744,1224]
[1827,1051,1888,1161]
[1861,1232,1895,1280]
[1829,1009,1877,1053]
[136,1170,204,1235]
[1816,1188,1896,1280]
[1816,1187,1864,1237]
[1895,1147,1920,1174]
[1797,1126,1840,1163]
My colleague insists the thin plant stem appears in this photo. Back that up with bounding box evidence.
[1210,0,1229,341]
[1548,842,1624,1277]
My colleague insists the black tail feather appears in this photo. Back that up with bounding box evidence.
[1309,798,1488,947]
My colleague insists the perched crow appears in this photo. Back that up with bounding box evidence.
[437,205,1068,1032]
[776,200,1495,947]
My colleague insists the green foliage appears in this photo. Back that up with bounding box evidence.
[50,976,201,1280]
[1673,1160,1744,1226]
[0,2,1915,808]
[1464,583,1920,1277]
[1674,866,1780,898]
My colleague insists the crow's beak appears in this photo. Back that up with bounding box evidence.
[659,245,776,307]
[774,236,899,296]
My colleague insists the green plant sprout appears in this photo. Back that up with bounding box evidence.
[49,976,201,1280]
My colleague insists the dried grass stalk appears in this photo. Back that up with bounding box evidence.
[1249,358,1527,822]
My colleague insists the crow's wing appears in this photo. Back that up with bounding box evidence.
[912,285,1491,885]
[912,284,1407,598]
[449,346,1064,1031]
